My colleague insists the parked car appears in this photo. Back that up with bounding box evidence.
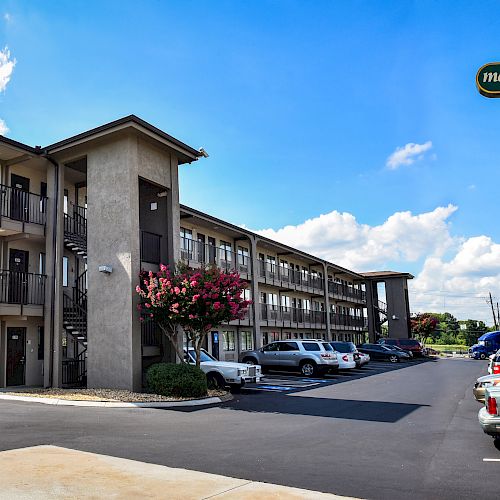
[330,341,358,370]
[469,331,500,360]
[478,386,500,440]
[358,351,370,366]
[474,374,500,403]
[383,345,413,359]
[488,350,500,375]
[185,348,262,390]
[240,340,339,377]
[377,338,423,357]
[357,343,408,363]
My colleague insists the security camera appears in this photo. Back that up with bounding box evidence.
[199,148,209,158]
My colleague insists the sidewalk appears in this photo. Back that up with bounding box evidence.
[0,445,360,499]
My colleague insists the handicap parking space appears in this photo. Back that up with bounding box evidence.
[242,373,336,393]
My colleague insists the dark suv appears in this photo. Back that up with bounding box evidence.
[377,338,423,357]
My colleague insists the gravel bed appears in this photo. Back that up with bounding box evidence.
[0,388,227,402]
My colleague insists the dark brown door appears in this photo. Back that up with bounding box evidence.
[9,249,29,304]
[208,237,216,264]
[10,174,30,222]
[7,327,26,386]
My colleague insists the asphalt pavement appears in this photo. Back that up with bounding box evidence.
[0,357,495,500]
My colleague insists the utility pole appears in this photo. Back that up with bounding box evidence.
[489,292,498,330]
[497,302,500,331]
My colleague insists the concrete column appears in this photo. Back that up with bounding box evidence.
[364,280,379,343]
[386,278,411,338]
[0,320,5,387]
[44,159,64,387]
[322,264,331,340]
[167,155,180,266]
[249,236,261,348]
[86,136,142,391]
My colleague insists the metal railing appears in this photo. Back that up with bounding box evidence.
[62,350,87,386]
[328,281,366,302]
[0,270,46,305]
[258,261,325,291]
[0,184,47,225]
[330,312,368,329]
[180,237,250,274]
[141,320,163,346]
[260,304,327,325]
[141,231,162,264]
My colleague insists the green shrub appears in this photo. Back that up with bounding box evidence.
[146,363,208,398]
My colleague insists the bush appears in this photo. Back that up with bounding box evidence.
[146,363,208,398]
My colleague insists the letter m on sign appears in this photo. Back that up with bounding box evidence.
[483,72,498,83]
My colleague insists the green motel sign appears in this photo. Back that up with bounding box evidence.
[477,63,500,98]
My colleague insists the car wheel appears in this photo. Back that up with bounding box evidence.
[480,353,487,360]
[389,355,399,363]
[206,372,226,390]
[243,357,257,365]
[300,361,317,377]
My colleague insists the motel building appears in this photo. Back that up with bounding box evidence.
[0,116,413,391]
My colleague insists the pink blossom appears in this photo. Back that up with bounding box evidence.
[160,264,167,272]
[145,303,151,309]
[135,285,142,293]
[174,287,180,294]
[213,301,222,310]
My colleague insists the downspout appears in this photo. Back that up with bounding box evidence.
[41,152,59,387]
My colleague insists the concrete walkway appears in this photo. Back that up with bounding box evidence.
[0,446,360,499]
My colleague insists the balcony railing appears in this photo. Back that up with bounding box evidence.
[258,262,325,291]
[260,303,327,325]
[141,320,163,346]
[0,184,47,225]
[0,270,46,305]
[141,231,162,264]
[180,237,250,274]
[328,281,366,302]
[329,312,367,329]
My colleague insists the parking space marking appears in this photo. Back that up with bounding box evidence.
[483,458,500,462]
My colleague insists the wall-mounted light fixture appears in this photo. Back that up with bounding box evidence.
[98,265,113,274]
[392,315,399,320]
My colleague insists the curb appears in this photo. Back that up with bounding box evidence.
[0,393,233,408]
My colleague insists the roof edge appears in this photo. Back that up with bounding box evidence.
[44,115,202,159]
[0,135,39,155]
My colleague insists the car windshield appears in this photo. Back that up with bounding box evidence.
[331,342,355,353]
[187,349,216,363]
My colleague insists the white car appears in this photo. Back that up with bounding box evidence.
[358,352,370,366]
[329,341,358,370]
[186,348,262,390]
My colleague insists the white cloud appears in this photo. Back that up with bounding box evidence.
[386,141,433,170]
[3,13,12,23]
[255,204,457,270]
[0,119,8,135]
[252,204,500,323]
[0,46,16,92]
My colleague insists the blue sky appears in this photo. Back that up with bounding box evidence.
[1,1,500,321]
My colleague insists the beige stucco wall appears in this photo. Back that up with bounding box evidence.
[86,133,180,390]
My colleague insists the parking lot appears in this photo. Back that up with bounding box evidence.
[0,357,498,499]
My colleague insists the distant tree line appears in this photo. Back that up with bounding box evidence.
[410,312,491,346]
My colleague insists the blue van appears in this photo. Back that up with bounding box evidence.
[469,331,500,359]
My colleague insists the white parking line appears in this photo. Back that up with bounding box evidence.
[483,458,500,462]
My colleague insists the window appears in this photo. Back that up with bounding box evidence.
[303,299,311,311]
[220,241,232,261]
[272,331,281,341]
[63,189,68,214]
[62,256,68,287]
[263,342,279,351]
[237,247,249,266]
[240,331,253,351]
[266,255,276,273]
[281,295,290,309]
[39,253,46,275]
[180,228,193,257]
[268,293,278,308]
[302,342,321,351]
[242,288,251,301]
[278,342,299,351]
[223,331,235,351]
[38,326,44,360]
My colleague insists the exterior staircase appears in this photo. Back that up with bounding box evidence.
[62,204,88,387]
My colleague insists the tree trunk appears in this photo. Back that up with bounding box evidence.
[158,323,186,363]
[195,336,203,368]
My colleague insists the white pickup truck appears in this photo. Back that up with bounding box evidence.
[185,348,262,390]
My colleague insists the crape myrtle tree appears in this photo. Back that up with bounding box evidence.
[136,263,251,367]
[410,313,438,345]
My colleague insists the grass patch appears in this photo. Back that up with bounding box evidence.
[426,344,469,353]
